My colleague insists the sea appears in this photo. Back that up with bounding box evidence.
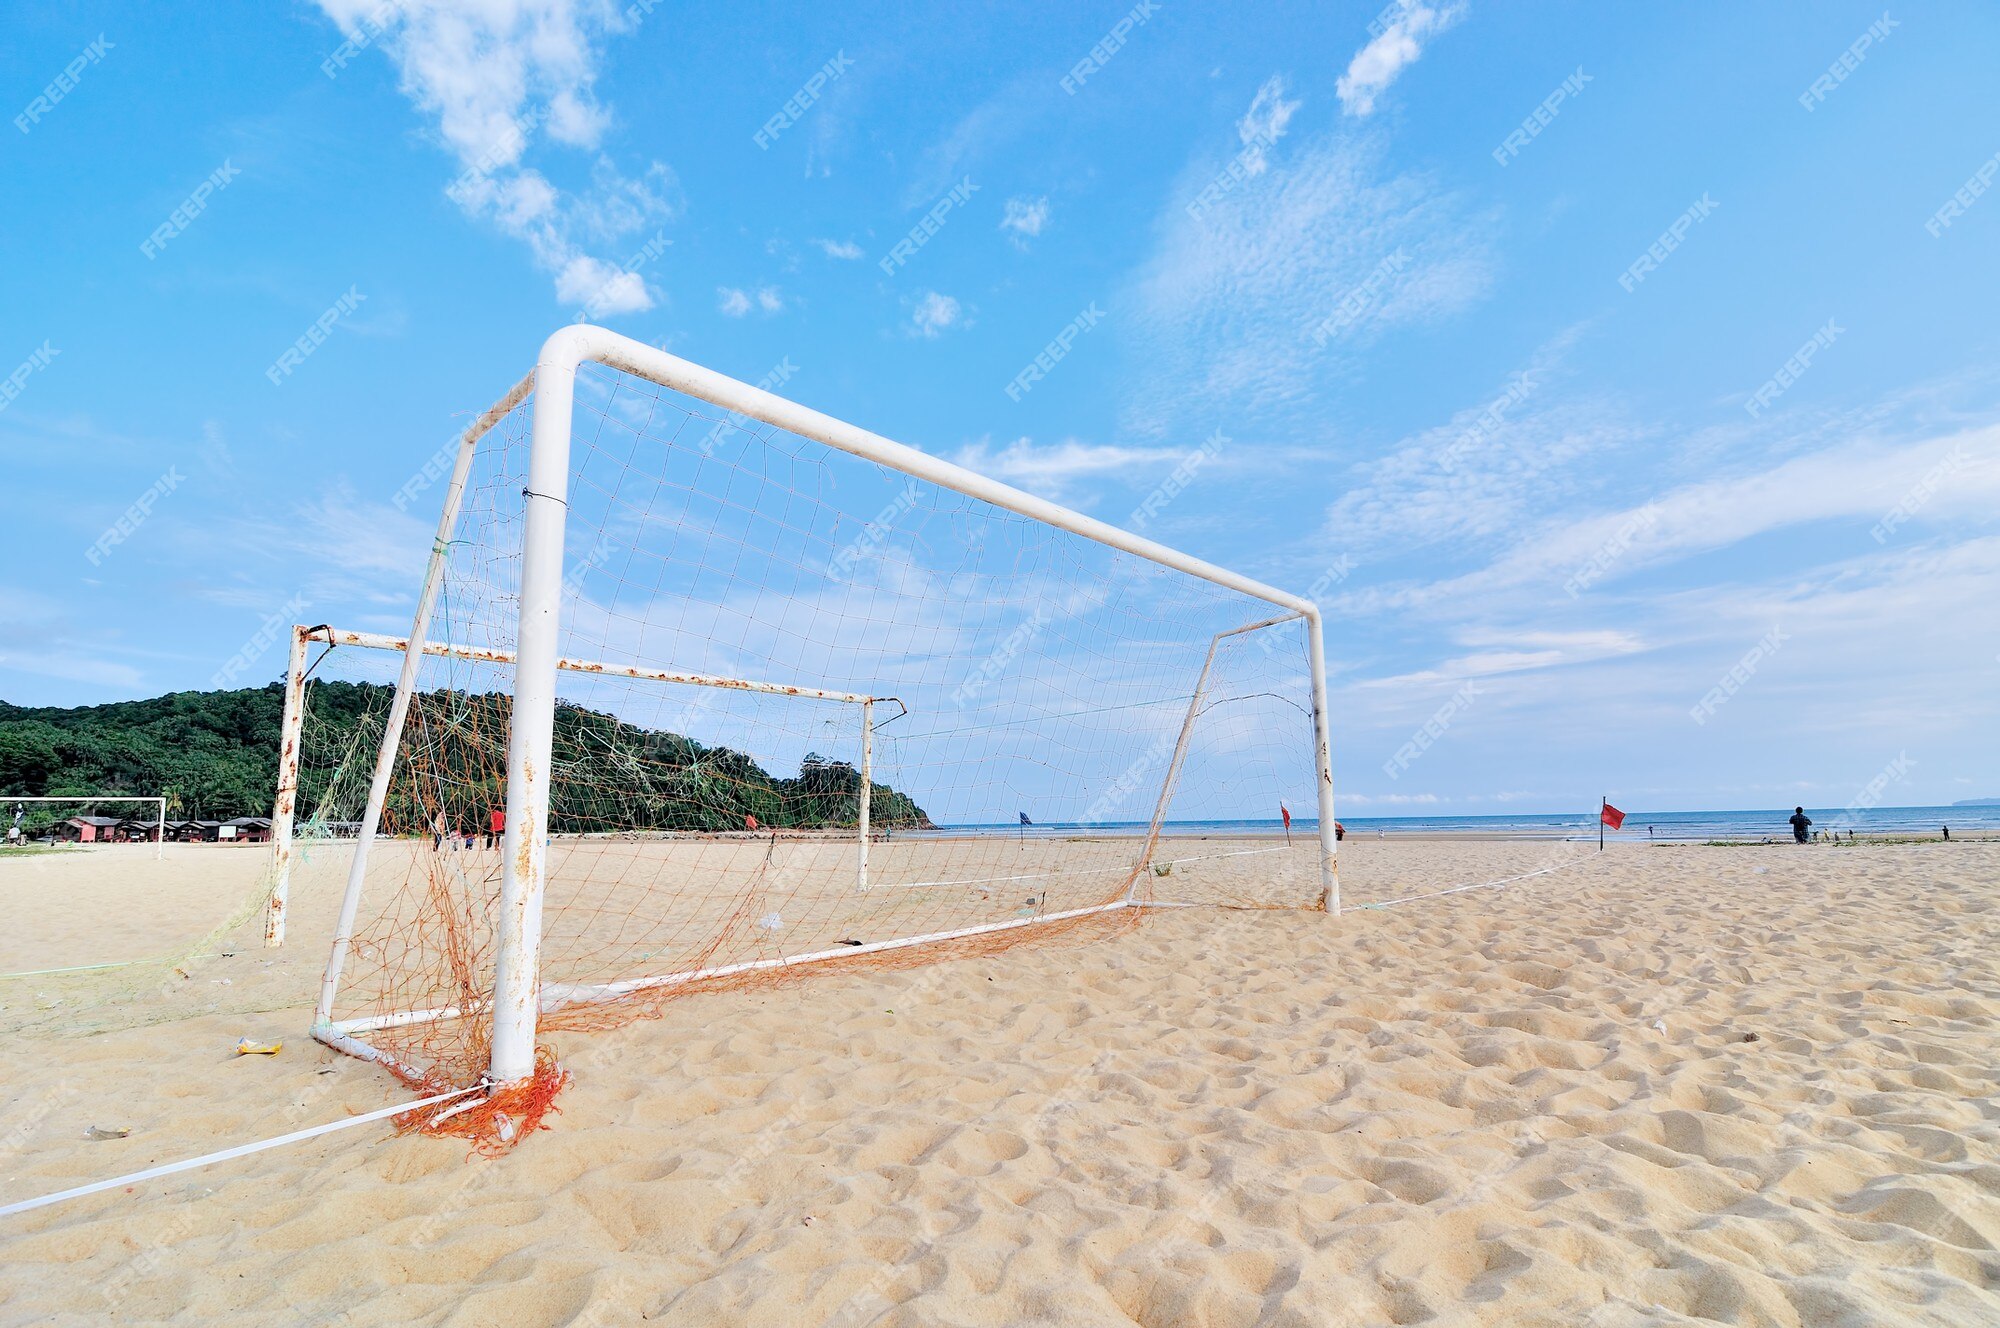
[920,805,2000,843]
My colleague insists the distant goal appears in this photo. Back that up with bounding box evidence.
[297,325,1339,1145]
[3,796,165,858]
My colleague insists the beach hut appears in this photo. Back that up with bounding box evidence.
[58,815,125,843]
[224,816,273,843]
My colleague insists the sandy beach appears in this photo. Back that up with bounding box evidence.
[3,836,1999,1326]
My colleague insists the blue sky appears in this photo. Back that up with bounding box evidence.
[2,1,1995,816]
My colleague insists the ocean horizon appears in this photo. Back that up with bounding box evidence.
[921,804,2000,842]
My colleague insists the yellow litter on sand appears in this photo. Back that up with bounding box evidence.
[234,1038,281,1056]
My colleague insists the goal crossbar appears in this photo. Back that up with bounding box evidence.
[296,625,892,704]
[4,795,166,860]
[311,324,1342,1098]
[265,623,901,948]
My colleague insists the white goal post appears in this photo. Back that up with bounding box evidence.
[309,324,1340,1095]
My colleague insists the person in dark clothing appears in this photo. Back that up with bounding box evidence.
[1789,807,1811,843]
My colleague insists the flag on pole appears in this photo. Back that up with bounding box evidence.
[1280,803,1291,831]
[745,813,759,832]
[1019,812,1033,826]
[1600,802,1626,830]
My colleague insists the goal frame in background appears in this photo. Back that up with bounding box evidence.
[3,795,166,859]
[264,623,895,950]
[309,324,1340,1092]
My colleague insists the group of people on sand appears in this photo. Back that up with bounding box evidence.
[432,808,506,851]
[1789,807,1954,844]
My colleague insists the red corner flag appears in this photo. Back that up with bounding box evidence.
[1599,798,1625,851]
[1280,802,1292,844]
[745,813,759,832]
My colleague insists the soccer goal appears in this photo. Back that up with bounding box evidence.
[3,796,166,858]
[303,324,1337,1142]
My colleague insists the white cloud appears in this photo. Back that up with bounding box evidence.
[813,238,863,260]
[1321,331,1639,556]
[1130,127,1491,432]
[908,290,964,339]
[949,437,1185,499]
[559,255,649,316]
[1236,75,1300,175]
[315,0,674,314]
[1337,1,1466,117]
[716,285,784,317]
[1000,196,1050,247]
[1380,426,2000,608]
[1363,630,1648,688]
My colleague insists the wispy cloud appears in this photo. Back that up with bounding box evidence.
[948,437,1187,502]
[314,0,674,315]
[812,237,863,260]
[898,73,1045,209]
[1321,329,1640,556]
[1363,629,1649,688]
[1000,196,1050,247]
[1236,75,1300,174]
[0,588,147,691]
[1356,425,2000,610]
[1129,104,1492,433]
[1337,1,1467,117]
[907,290,965,338]
[201,482,432,619]
[717,285,784,317]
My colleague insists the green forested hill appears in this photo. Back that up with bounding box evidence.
[0,686,288,819]
[0,684,932,832]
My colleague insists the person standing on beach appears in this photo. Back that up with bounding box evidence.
[1790,807,1811,843]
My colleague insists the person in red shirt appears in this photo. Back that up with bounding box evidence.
[486,807,505,850]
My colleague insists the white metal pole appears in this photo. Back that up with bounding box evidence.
[1129,633,1221,903]
[1127,613,1304,904]
[265,625,310,948]
[488,353,578,1087]
[153,796,164,862]
[293,626,876,704]
[313,373,535,1032]
[543,325,1313,617]
[857,698,872,891]
[1304,607,1340,914]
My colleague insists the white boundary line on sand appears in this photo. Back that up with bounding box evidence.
[1352,856,1584,908]
[862,844,1295,893]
